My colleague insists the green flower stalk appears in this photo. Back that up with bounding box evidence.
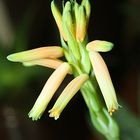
[7,0,120,139]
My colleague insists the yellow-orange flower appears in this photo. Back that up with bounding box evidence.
[28,62,72,120]
[49,74,89,120]
[86,40,119,114]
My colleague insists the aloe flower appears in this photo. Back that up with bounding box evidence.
[7,0,120,139]
[86,40,119,115]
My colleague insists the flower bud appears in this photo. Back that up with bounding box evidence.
[86,40,114,52]
[76,6,87,42]
[82,0,91,20]
[88,51,119,114]
[74,2,79,22]
[49,74,89,120]
[62,1,75,38]
[51,1,67,40]
[7,47,64,62]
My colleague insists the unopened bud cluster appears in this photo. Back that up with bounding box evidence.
[52,0,90,42]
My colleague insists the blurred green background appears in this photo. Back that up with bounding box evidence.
[0,0,140,140]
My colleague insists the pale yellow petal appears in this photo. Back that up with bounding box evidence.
[23,58,72,74]
[28,62,72,120]
[89,51,118,113]
[23,59,62,69]
[86,40,113,52]
[7,46,64,62]
[49,74,89,120]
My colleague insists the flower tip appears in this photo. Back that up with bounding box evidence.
[7,54,17,62]
[49,109,60,120]
[109,108,116,116]
[51,0,67,41]
[28,109,42,121]
[109,103,120,115]
[86,40,114,52]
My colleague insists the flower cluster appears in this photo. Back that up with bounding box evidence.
[7,0,119,139]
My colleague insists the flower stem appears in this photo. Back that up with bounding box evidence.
[80,79,120,140]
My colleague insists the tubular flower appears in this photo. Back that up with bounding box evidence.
[86,40,119,115]
[23,59,64,70]
[7,46,64,62]
[49,74,89,120]
[51,1,67,41]
[28,62,72,120]
[7,0,120,139]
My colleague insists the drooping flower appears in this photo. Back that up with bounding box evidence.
[28,62,72,120]
[86,40,119,115]
[49,74,89,120]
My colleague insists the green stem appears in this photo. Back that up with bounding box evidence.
[80,79,120,140]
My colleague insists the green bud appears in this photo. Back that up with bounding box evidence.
[78,42,91,74]
[76,6,87,42]
[82,0,91,19]
[51,1,67,40]
[62,1,81,61]
[63,1,71,13]
[74,2,79,23]
[63,1,75,38]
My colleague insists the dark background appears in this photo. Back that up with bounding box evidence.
[0,0,140,140]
